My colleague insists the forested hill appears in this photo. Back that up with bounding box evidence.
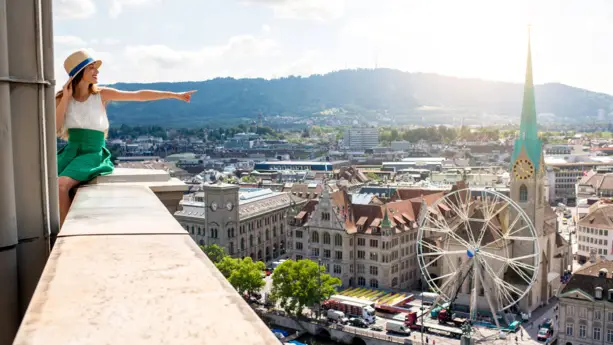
[104,69,613,127]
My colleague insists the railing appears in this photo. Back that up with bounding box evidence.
[13,172,280,345]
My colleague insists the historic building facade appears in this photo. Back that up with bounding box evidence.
[174,183,305,263]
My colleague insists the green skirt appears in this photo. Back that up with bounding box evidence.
[57,128,114,182]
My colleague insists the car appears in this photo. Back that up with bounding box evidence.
[349,318,369,328]
[370,325,384,332]
[537,328,553,341]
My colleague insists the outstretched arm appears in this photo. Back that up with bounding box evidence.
[100,87,196,103]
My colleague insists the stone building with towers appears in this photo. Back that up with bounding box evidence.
[418,32,570,317]
[508,33,570,312]
[174,183,305,263]
[287,185,443,290]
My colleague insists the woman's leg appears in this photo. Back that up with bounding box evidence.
[58,176,81,227]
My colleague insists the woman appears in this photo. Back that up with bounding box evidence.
[56,49,196,226]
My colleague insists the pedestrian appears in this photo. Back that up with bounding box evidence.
[426,336,429,344]
[433,340,436,345]
[515,335,518,343]
[55,50,196,227]
[520,329,524,340]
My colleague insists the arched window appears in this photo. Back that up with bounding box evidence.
[370,279,379,288]
[198,227,201,235]
[323,232,331,245]
[519,184,528,202]
[191,226,194,234]
[357,276,366,286]
[312,231,319,243]
[241,238,245,251]
[229,242,234,255]
[265,229,270,241]
[272,226,277,237]
[334,234,342,246]
[392,277,398,287]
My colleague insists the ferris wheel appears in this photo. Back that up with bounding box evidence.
[416,188,540,327]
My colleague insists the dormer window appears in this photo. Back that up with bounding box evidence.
[596,287,603,300]
[608,289,613,301]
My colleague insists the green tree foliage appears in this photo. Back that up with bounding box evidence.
[108,124,167,139]
[270,259,342,316]
[215,256,266,296]
[200,244,226,264]
[366,172,381,182]
[241,175,260,183]
[227,257,266,295]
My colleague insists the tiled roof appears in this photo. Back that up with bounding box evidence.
[561,260,613,295]
[578,205,613,230]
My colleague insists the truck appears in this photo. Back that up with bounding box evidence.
[386,320,411,335]
[326,309,349,324]
[323,295,376,324]
[404,311,463,339]
[437,308,467,327]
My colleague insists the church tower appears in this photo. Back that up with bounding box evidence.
[510,28,546,233]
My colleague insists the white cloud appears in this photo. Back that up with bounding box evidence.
[241,0,345,21]
[108,0,161,18]
[54,35,87,46]
[54,0,96,20]
[112,35,280,82]
[262,24,271,33]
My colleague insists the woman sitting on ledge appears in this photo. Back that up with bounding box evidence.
[55,50,196,227]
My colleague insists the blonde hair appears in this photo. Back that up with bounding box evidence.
[56,82,106,140]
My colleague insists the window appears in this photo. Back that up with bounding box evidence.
[311,231,319,243]
[608,312,613,322]
[357,277,366,286]
[579,325,586,338]
[595,327,601,341]
[370,239,379,248]
[296,242,303,250]
[321,212,330,221]
[566,324,573,336]
[350,264,354,273]
[333,265,341,274]
[519,184,528,202]
[296,255,303,260]
[370,252,378,262]
[357,264,365,273]
[311,248,320,257]
[607,330,613,343]
[370,266,378,275]
[579,307,587,318]
[595,310,602,320]
[334,234,342,246]
[295,230,303,238]
[335,251,343,260]
[323,232,331,245]
[369,278,378,288]
[358,250,365,259]
[358,238,365,246]
[324,249,331,258]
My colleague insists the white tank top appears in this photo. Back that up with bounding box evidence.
[64,93,109,132]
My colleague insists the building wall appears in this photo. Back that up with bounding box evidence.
[577,225,613,262]
[344,127,379,150]
[558,295,613,345]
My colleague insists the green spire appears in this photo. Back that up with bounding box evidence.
[381,206,392,228]
[511,26,543,171]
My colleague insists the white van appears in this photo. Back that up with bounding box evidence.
[327,309,349,323]
[386,320,411,335]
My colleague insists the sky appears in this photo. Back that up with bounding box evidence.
[53,0,613,94]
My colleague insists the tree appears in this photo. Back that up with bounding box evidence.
[216,256,239,278]
[366,172,381,182]
[270,259,342,316]
[200,244,226,264]
[227,257,266,295]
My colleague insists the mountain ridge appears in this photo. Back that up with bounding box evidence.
[104,68,613,127]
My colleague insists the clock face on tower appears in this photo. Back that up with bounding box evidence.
[513,159,535,180]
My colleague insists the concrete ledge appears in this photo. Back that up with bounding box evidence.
[13,184,280,345]
[90,168,189,194]
[59,185,186,236]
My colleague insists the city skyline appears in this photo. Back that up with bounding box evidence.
[54,0,613,95]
